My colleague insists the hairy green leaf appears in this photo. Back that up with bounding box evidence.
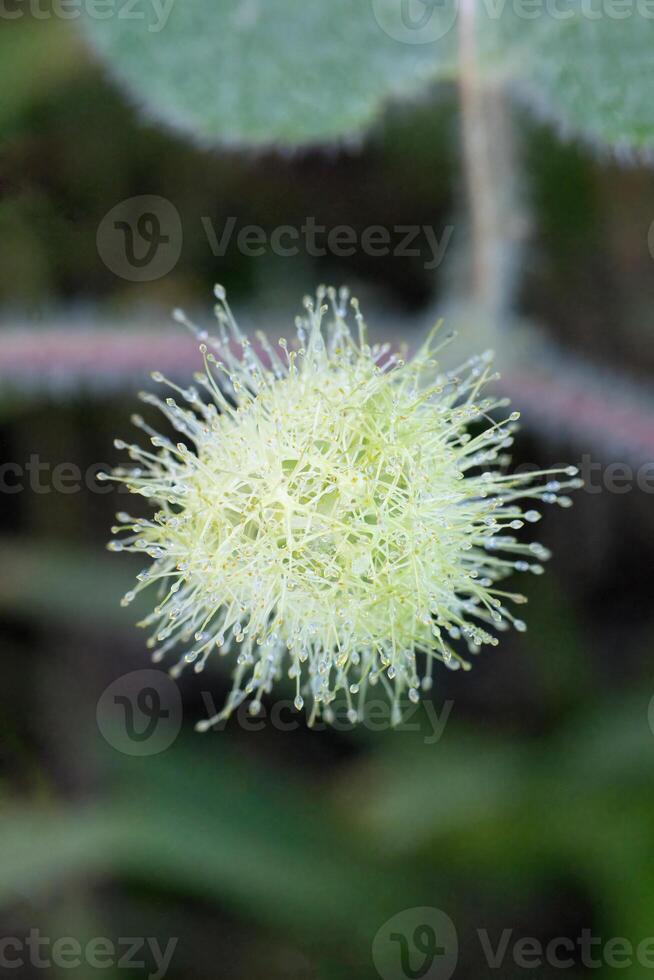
[81,0,654,155]
[80,0,456,148]
[489,8,654,156]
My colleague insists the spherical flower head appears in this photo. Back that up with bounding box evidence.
[107,286,581,729]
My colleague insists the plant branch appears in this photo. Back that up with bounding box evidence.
[456,0,526,323]
[2,325,654,461]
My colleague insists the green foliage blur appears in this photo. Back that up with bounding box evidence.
[2,11,654,980]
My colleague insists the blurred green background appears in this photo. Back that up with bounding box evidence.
[2,10,654,980]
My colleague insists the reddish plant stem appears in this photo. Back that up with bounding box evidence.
[1,327,654,460]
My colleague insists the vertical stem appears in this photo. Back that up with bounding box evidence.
[457,0,524,324]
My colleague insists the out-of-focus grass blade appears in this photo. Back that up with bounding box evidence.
[0,538,139,625]
[341,695,654,868]
[0,804,124,899]
[106,739,412,937]
[0,739,419,942]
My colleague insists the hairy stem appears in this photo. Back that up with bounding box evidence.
[457,0,525,323]
[2,326,654,461]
